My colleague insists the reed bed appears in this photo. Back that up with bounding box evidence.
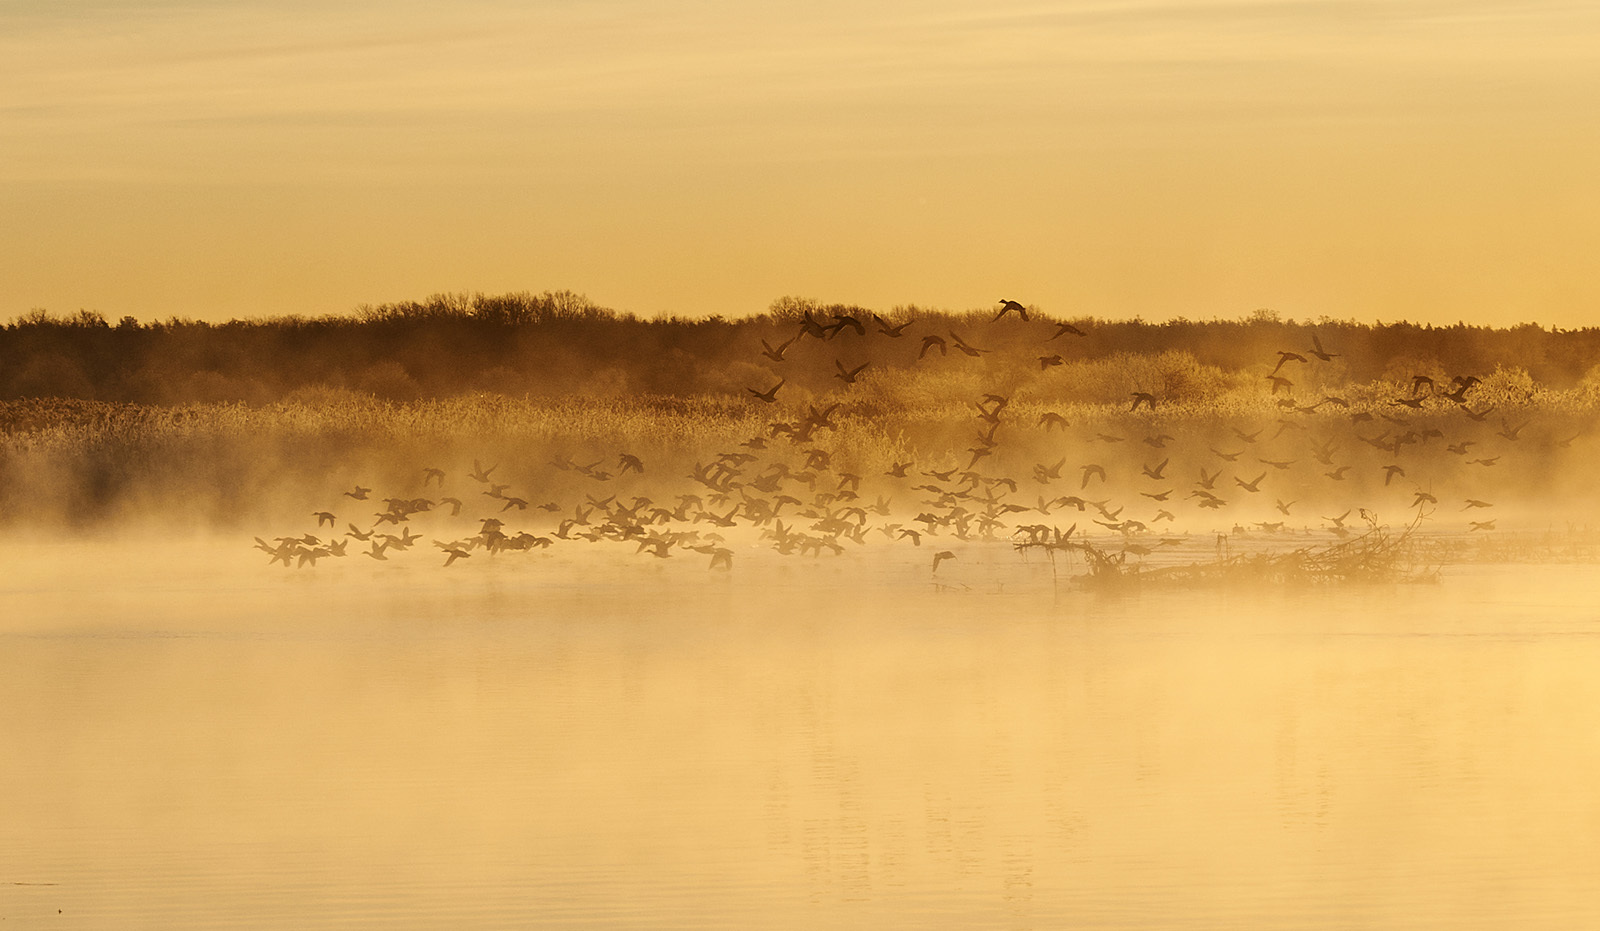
[5,301,1600,595]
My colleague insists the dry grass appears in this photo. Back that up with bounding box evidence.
[4,315,1600,593]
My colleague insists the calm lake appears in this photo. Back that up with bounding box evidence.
[4,539,1600,928]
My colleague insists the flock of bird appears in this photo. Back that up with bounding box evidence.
[254,301,1579,575]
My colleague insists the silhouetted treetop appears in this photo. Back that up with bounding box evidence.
[4,291,1599,404]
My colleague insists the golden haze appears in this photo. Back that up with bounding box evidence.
[3,1,1600,325]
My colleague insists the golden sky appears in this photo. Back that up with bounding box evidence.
[4,1,1598,326]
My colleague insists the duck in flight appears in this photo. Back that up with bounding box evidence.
[747,378,784,403]
[995,299,1029,322]
[948,332,989,357]
[873,314,913,337]
[834,359,869,384]
[1270,351,1307,376]
[760,333,798,362]
[1234,472,1267,492]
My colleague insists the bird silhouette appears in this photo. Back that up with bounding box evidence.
[995,299,1029,321]
[872,314,913,337]
[747,378,784,403]
[1497,418,1528,441]
[827,314,865,338]
[1270,351,1307,375]
[760,333,798,362]
[834,359,870,384]
[948,332,989,357]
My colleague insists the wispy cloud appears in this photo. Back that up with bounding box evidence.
[7,0,1599,182]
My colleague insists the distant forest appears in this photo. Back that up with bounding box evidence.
[4,290,1599,405]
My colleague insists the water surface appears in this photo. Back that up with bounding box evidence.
[4,541,1600,928]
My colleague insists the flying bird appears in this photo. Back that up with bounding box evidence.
[995,299,1029,321]
[873,314,913,337]
[747,378,784,403]
[826,314,865,338]
[760,333,798,362]
[1270,351,1307,375]
[834,359,870,384]
[948,332,989,356]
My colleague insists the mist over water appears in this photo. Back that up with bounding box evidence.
[5,540,1600,929]
[7,304,1600,927]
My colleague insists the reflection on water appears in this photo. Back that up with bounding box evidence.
[4,541,1600,929]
